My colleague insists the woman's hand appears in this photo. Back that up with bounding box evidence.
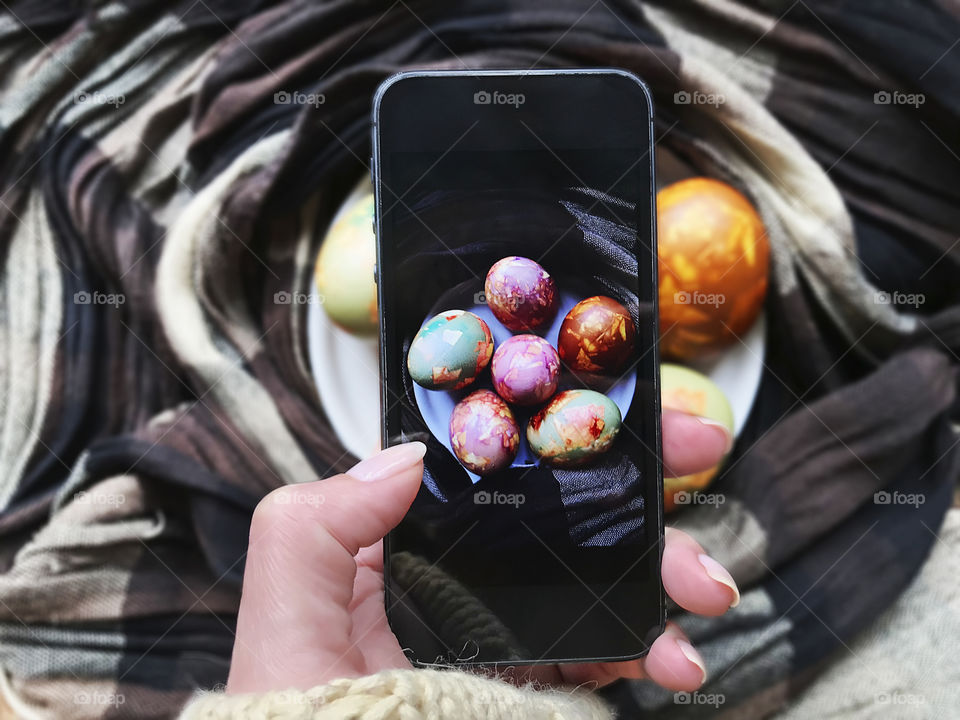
[226,409,738,694]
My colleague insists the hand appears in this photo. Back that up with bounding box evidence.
[227,409,738,694]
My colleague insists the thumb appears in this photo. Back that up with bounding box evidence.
[227,442,426,693]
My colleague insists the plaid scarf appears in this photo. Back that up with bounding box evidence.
[0,1,957,718]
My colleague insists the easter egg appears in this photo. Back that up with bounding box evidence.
[491,335,560,406]
[407,310,494,390]
[660,363,734,513]
[314,184,378,335]
[557,296,636,376]
[449,390,520,474]
[526,389,622,468]
[657,177,769,360]
[484,256,558,332]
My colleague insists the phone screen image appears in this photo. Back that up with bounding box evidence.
[374,70,662,665]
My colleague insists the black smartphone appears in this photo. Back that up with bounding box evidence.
[373,68,662,666]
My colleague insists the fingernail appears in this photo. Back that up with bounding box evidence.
[348,442,426,482]
[698,553,740,608]
[694,416,734,454]
[676,638,707,684]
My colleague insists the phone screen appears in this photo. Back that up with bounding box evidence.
[374,70,662,665]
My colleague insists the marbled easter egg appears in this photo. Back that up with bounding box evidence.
[526,389,622,467]
[490,335,560,406]
[314,186,378,335]
[449,390,520,474]
[484,256,558,332]
[407,310,494,390]
[661,364,734,512]
[657,177,769,360]
[558,296,636,376]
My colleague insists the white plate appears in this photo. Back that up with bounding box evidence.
[307,289,382,460]
[684,314,765,437]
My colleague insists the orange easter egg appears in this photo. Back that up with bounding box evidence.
[657,178,769,360]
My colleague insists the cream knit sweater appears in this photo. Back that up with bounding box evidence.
[179,668,614,719]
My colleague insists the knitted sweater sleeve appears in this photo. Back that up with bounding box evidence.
[177,668,615,719]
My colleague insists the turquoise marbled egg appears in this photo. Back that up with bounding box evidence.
[526,389,622,467]
[407,310,494,390]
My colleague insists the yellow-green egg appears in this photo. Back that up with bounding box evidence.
[660,363,734,512]
[314,185,377,335]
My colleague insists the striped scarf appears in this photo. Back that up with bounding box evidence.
[0,1,957,717]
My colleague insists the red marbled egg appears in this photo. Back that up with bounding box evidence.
[484,256,558,332]
[557,296,636,376]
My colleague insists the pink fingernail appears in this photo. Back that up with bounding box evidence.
[694,416,734,454]
[676,638,707,684]
[347,442,426,482]
[698,553,740,608]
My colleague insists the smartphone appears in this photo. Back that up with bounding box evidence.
[373,68,662,666]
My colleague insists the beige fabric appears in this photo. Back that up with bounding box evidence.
[156,129,317,489]
[778,507,960,719]
[0,186,63,511]
[178,668,613,720]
